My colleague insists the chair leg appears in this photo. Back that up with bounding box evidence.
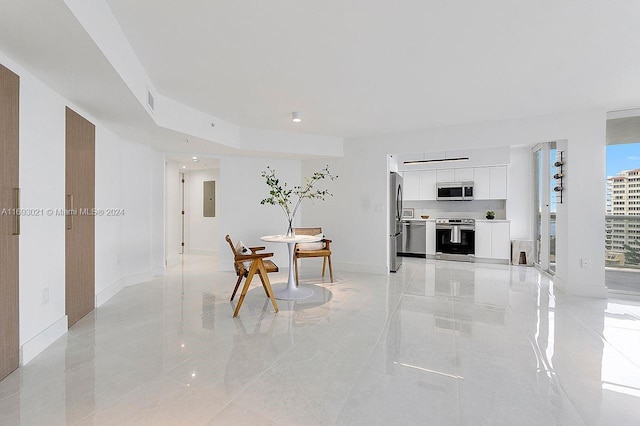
[328,255,334,282]
[294,257,299,286]
[257,260,278,313]
[234,261,258,317]
[322,256,327,277]
[258,270,270,297]
[230,275,243,301]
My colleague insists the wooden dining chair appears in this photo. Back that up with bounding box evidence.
[225,235,279,317]
[293,227,334,285]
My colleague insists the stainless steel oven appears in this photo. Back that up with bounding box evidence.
[435,218,475,262]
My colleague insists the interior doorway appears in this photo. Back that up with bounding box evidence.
[65,107,95,328]
[0,63,20,381]
[533,141,557,275]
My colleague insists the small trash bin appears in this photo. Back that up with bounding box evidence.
[511,240,534,266]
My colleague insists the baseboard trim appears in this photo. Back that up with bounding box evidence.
[554,275,608,298]
[95,271,155,307]
[96,278,125,307]
[20,315,68,366]
[152,265,165,276]
[474,257,510,265]
[122,271,153,287]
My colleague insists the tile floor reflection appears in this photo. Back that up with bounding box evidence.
[1,255,640,425]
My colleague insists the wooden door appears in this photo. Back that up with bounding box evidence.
[65,107,95,327]
[0,63,20,380]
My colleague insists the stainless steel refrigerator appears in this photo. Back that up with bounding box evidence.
[389,172,403,272]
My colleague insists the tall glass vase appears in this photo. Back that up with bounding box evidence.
[285,217,295,238]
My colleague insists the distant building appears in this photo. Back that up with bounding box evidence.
[606,168,640,262]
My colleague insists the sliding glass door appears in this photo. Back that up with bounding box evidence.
[533,142,557,275]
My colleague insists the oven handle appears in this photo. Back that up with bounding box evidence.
[451,225,461,244]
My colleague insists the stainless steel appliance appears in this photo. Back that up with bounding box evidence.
[436,182,474,201]
[399,220,426,257]
[389,172,403,272]
[435,218,475,261]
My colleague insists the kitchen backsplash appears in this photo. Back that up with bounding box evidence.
[404,200,506,220]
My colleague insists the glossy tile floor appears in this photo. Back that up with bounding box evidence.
[1,256,640,425]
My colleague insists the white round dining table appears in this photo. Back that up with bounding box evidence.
[260,234,322,300]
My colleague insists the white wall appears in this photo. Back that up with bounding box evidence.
[303,110,607,297]
[95,126,123,297]
[299,158,353,270]
[185,169,219,255]
[507,146,533,240]
[1,49,165,364]
[15,56,67,362]
[218,156,301,270]
[150,150,165,275]
[165,160,181,267]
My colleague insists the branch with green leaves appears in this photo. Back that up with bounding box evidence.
[260,165,338,222]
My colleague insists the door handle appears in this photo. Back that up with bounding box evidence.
[13,188,20,236]
[66,194,74,230]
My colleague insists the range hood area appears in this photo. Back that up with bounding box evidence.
[391,147,509,220]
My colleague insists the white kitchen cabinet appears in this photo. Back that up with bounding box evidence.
[473,167,491,199]
[436,169,455,183]
[419,170,437,200]
[475,221,492,258]
[454,168,474,182]
[403,171,420,200]
[426,220,436,255]
[490,222,511,260]
[473,166,507,200]
[489,166,507,199]
[475,221,510,261]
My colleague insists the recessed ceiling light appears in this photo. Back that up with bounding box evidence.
[182,166,186,169]
[292,111,302,123]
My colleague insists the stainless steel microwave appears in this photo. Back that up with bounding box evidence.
[436,182,474,201]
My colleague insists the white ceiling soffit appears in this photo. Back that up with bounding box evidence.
[102,0,640,138]
[62,0,342,158]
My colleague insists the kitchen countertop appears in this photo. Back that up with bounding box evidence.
[475,219,510,222]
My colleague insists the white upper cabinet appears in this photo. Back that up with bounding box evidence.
[473,166,507,200]
[419,170,437,200]
[489,166,507,199]
[403,171,420,200]
[436,168,472,182]
[402,165,506,201]
[473,167,491,199]
[436,169,455,183]
[454,168,474,182]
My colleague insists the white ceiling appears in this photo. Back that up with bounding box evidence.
[2,0,640,148]
[104,0,640,138]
